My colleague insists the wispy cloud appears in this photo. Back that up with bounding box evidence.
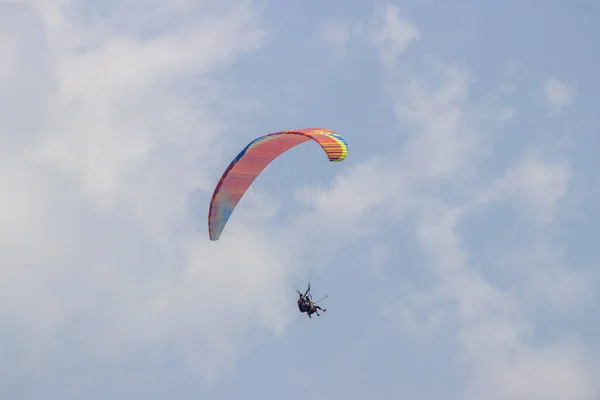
[544,75,574,113]
[0,0,285,389]
[477,149,570,222]
[311,7,597,397]
[369,3,420,65]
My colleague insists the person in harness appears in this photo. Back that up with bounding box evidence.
[297,283,327,318]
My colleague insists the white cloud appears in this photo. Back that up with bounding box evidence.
[369,3,419,65]
[463,335,599,400]
[0,0,296,386]
[391,74,593,396]
[477,149,570,222]
[322,3,419,63]
[38,1,264,208]
[315,16,595,393]
[394,63,480,180]
[307,63,481,234]
[411,201,599,399]
[153,229,293,378]
[312,157,407,221]
[389,73,595,395]
[523,241,592,309]
[490,236,595,312]
[400,120,595,397]
[544,76,574,113]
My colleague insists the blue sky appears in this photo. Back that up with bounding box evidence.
[1,0,599,399]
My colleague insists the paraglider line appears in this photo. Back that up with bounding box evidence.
[313,295,328,304]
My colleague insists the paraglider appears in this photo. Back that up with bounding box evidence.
[207,128,348,241]
[207,128,347,319]
[297,283,327,318]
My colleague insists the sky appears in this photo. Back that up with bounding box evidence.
[1,0,600,399]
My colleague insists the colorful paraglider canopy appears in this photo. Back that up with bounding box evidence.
[208,128,348,241]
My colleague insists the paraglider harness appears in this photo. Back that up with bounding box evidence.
[297,284,327,318]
